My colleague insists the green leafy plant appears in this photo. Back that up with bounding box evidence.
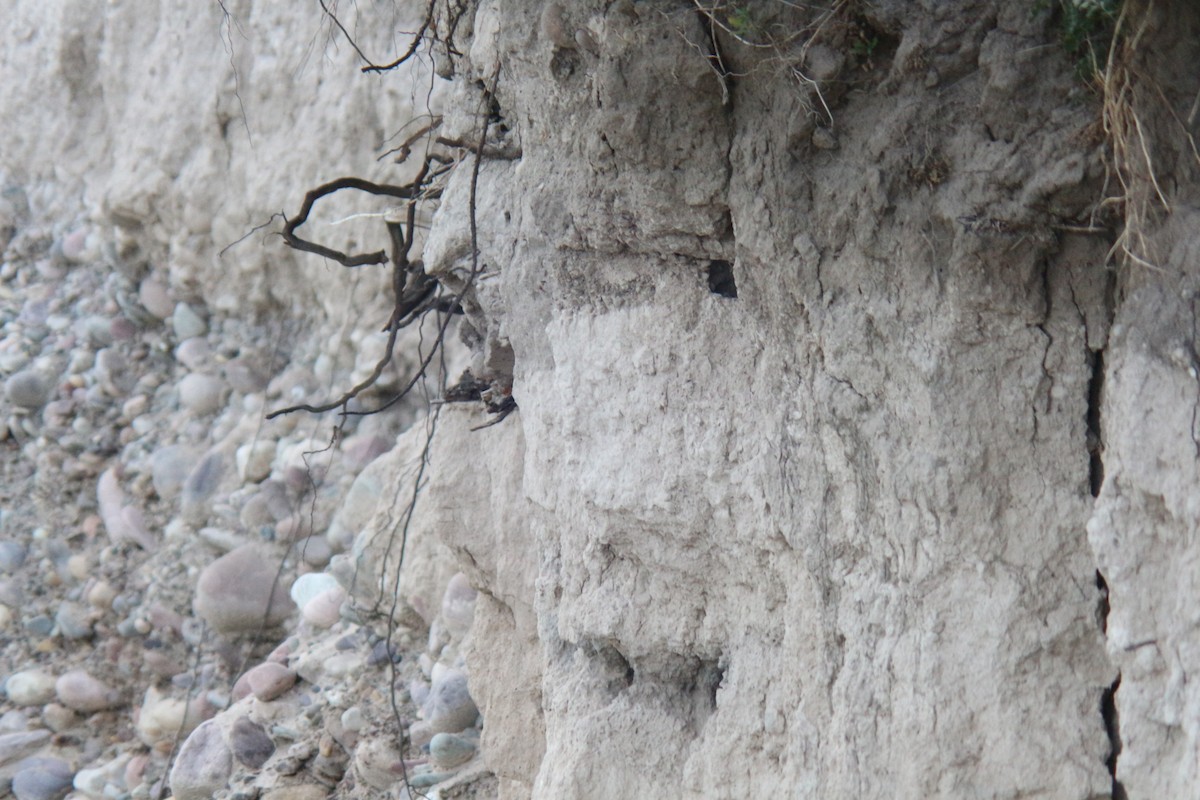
[851,31,879,64]
[725,5,764,43]
[1043,0,1121,81]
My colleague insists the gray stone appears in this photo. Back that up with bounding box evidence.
[181,449,225,523]
[230,716,275,769]
[429,732,477,769]
[54,601,92,639]
[11,756,73,800]
[0,540,26,572]
[193,544,294,634]
[174,337,211,370]
[169,719,231,800]
[422,668,478,734]
[151,444,200,500]
[5,370,49,409]
[0,730,50,767]
[172,303,207,339]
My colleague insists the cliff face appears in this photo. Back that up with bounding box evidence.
[427,1,1117,796]
[3,1,1199,798]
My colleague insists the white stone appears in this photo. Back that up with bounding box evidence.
[4,670,57,706]
[289,572,340,611]
[235,440,276,484]
[178,373,226,415]
[171,303,207,339]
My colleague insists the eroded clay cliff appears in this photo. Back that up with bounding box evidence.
[3,1,1199,798]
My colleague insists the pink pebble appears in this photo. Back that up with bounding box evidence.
[125,753,149,789]
[110,317,137,340]
[138,275,174,320]
[56,669,122,712]
[245,662,297,702]
[266,641,291,664]
[61,228,90,263]
[302,586,346,629]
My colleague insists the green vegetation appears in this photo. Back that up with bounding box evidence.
[1046,0,1121,81]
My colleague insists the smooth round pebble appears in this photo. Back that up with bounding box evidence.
[0,709,27,732]
[289,572,339,611]
[0,577,24,606]
[193,544,294,634]
[352,738,405,791]
[79,315,113,347]
[230,716,275,768]
[0,730,51,764]
[178,373,227,415]
[138,275,174,319]
[422,668,478,734]
[86,580,117,609]
[71,764,109,797]
[169,720,231,800]
[60,227,91,263]
[6,370,50,409]
[174,337,211,370]
[172,303,207,339]
[151,444,200,500]
[110,316,137,340]
[429,732,477,769]
[55,669,121,712]
[235,441,275,483]
[369,640,400,667]
[340,706,365,732]
[65,554,88,581]
[245,662,297,702]
[340,433,392,471]
[198,527,247,553]
[11,756,73,800]
[0,540,26,572]
[55,601,92,639]
[301,585,346,629]
[4,670,57,706]
[40,704,77,733]
[321,652,361,678]
[137,687,206,746]
[296,536,332,568]
[181,450,225,522]
[239,493,276,528]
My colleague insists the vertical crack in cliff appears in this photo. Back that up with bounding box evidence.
[1096,571,1124,798]
[1085,303,1124,797]
[1086,347,1105,497]
[1189,293,1200,457]
[1032,258,1056,439]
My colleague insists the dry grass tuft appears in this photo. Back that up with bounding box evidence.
[1101,2,1200,272]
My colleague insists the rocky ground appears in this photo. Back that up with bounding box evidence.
[0,213,493,799]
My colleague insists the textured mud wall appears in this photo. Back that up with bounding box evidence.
[423,0,1123,797]
[4,0,1199,798]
